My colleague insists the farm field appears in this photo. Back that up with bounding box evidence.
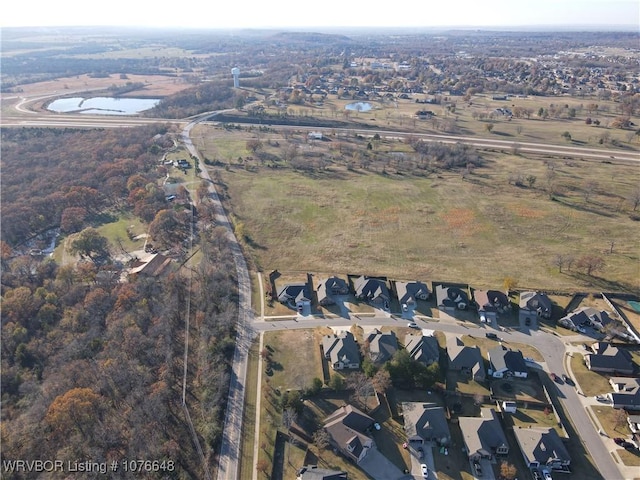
[196,126,640,293]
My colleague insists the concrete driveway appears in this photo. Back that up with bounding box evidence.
[359,447,406,480]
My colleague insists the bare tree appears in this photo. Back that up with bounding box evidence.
[282,407,298,465]
[313,428,330,450]
[629,187,640,211]
[553,254,567,273]
[372,369,392,394]
[346,372,374,410]
[576,255,605,276]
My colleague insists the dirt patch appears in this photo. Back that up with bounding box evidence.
[13,74,191,99]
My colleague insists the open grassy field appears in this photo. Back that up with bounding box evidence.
[196,125,639,292]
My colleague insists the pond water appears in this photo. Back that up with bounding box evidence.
[345,102,372,112]
[47,97,160,115]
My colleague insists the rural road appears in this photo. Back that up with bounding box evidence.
[183,117,256,480]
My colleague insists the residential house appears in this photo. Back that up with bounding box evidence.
[488,345,528,379]
[447,337,486,382]
[322,331,360,370]
[396,281,431,308]
[297,466,347,480]
[627,414,640,433]
[473,289,510,322]
[323,405,375,464]
[277,283,311,311]
[366,329,398,364]
[128,253,174,278]
[559,307,615,332]
[585,342,634,374]
[317,276,349,306]
[436,284,469,312]
[459,408,510,461]
[353,276,390,309]
[607,377,640,410]
[513,426,571,472]
[403,402,451,446]
[519,291,553,326]
[404,334,440,366]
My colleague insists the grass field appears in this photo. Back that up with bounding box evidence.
[196,128,639,293]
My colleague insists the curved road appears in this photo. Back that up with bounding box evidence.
[251,315,621,479]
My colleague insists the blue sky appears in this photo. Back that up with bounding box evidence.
[1,0,638,29]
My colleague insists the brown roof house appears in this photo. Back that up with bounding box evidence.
[403,402,451,446]
[513,426,571,472]
[128,253,174,279]
[459,408,510,461]
[316,276,349,306]
[322,331,360,370]
[473,289,511,323]
[365,329,398,364]
[447,337,486,382]
[585,342,634,375]
[404,334,440,366]
[323,405,375,464]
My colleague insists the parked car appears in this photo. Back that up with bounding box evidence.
[550,373,559,382]
[485,332,498,340]
[562,374,574,385]
[373,422,381,430]
[473,461,482,477]
[577,325,587,333]
[613,437,625,445]
[407,322,419,328]
[541,469,552,480]
[421,463,429,477]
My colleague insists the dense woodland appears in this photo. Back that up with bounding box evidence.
[1,127,237,478]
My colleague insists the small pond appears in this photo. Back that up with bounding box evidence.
[47,97,160,115]
[345,102,372,112]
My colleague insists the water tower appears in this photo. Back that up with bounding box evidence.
[231,67,240,88]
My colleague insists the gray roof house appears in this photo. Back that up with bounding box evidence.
[488,345,528,379]
[519,292,552,325]
[513,426,571,471]
[277,283,311,309]
[323,405,375,464]
[317,276,349,306]
[520,291,553,314]
[297,466,347,480]
[365,329,398,364]
[405,334,440,366]
[403,402,451,446]
[559,307,615,332]
[459,408,510,461]
[436,285,469,311]
[353,276,390,308]
[322,331,360,370]
[447,337,486,382]
[585,342,634,374]
[396,281,431,307]
[607,377,640,411]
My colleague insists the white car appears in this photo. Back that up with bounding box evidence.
[407,322,419,328]
[421,464,429,477]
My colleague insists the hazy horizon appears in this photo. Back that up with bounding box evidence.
[1,0,638,30]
